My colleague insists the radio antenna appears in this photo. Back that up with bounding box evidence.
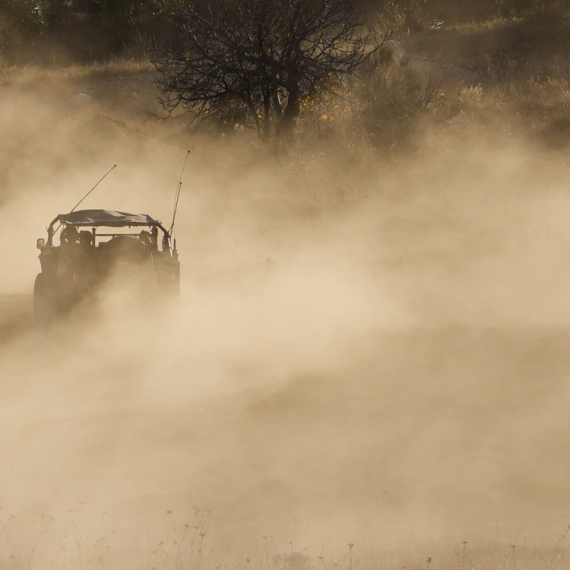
[53,164,118,236]
[169,150,191,237]
[70,164,117,214]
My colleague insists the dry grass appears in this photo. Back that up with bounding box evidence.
[1,510,569,570]
[389,17,570,151]
[0,58,154,91]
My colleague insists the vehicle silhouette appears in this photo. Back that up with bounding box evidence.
[34,209,180,319]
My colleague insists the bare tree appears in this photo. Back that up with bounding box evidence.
[153,0,388,144]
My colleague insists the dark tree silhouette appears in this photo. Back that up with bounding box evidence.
[0,0,48,54]
[153,0,388,144]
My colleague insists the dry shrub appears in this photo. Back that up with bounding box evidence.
[458,84,483,109]
[498,0,569,19]
[274,552,312,570]
[351,58,458,153]
[463,73,570,148]
[384,0,432,32]
[511,76,570,148]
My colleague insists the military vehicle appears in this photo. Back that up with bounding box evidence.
[34,209,180,318]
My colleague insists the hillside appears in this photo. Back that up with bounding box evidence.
[3,15,569,158]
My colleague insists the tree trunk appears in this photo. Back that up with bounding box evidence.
[263,89,271,140]
[277,80,300,145]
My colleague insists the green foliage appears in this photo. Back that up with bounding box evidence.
[0,0,49,53]
[86,0,181,20]
[0,0,181,63]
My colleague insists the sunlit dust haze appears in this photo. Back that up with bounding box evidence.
[2,67,570,570]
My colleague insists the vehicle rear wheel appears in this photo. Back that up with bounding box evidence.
[33,273,56,321]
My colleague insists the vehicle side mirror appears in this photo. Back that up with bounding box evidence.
[37,238,45,249]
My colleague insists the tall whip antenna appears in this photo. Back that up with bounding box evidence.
[53,164,118,235]
[169,150,191,236]
[70,164,117,214]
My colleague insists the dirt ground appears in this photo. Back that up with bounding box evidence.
[3,58,570,568]
[3,285,570,567]
[0,293,33,339]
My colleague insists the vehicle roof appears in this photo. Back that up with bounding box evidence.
[56,209,162,228]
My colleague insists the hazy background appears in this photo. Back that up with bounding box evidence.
[2,64,570,569]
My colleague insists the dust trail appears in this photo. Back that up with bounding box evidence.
[2,71,570,568]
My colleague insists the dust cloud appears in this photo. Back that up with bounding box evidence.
[2,73,570,569]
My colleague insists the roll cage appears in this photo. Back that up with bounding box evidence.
[44,209,173,249]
